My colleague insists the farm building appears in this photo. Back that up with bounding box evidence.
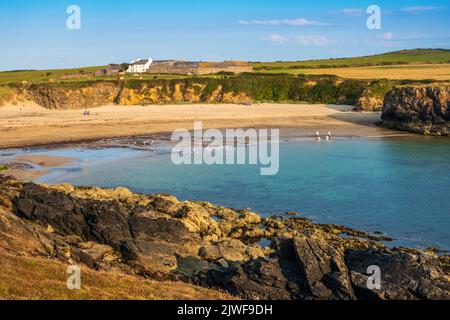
[106,64,121,75]
[147,60,252,75]
[126,59,153,73]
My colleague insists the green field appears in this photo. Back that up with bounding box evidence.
[0,66,105,85]
[252,49,450,70]
[1,49,450,87]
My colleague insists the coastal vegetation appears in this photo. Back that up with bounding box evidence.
[0,254,235,300]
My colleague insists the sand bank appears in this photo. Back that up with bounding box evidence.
[0,102,408,149]
[1,155,74,181]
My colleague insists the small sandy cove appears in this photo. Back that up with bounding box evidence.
[2,155,74,181]
[0,102,405,149]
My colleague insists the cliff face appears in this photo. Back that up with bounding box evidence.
[22,82,120,109]
[118,83,253,105]
[355,80,396,112]
[1,175,449,300]
[382,86,450,135]
[15,75,371,109]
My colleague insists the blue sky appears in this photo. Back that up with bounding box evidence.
[0,0,449,70]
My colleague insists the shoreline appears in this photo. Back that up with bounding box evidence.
[0,154,75,181]
[2,133,448,252]
[0,174,448,300]
[0,102,410,150]
[0,128,417,184]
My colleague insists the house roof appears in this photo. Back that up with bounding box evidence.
[132,59,150,65]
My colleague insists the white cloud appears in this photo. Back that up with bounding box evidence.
[265,34,289,44]
[293,35,330,46]
[332,8,364,16]
[262,34,331,46]
[282,18,326,26]
[238,18,326,27]
[247,19,281,26]
[401,6,443,13]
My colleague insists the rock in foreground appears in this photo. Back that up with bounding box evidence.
[0,175,449,300]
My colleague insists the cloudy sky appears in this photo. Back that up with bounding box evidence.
[0,0,449,70]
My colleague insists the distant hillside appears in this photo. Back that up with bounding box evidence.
[253,49,450,70]
[1,49,450,87]
[0,66,106,86]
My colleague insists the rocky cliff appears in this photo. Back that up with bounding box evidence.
[22,82,120,110]
[382,86,450,135]
[1,175,448,300]
[355,80,396,112]
[13,75,373,109]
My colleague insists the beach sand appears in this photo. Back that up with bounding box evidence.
[0,102,408,149]
[1,155,74,181]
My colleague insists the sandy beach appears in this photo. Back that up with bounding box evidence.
[1,154,74,181]
[0,102,407,149]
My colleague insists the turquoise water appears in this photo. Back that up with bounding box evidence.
[7,137,450,250]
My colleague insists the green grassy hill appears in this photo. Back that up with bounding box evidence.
[252,49,450,70]
[0,66,105,85]
[1,49,449,88]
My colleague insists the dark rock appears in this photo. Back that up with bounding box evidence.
[200,239,307,300]
[129,212,199,244]
[382,86,450,135]
[345,249,450,300]
[1,176,448,300]
[293,236,355,300]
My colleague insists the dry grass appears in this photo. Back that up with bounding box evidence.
[0,254,236,300]
[261,64,450,80]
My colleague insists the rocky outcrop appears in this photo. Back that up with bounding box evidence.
[354,80,396,112]
[0,175,449,300]
[21,82,120,110]
[382,86,450,135]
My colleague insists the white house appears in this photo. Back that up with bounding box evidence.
[126,58,153,73]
